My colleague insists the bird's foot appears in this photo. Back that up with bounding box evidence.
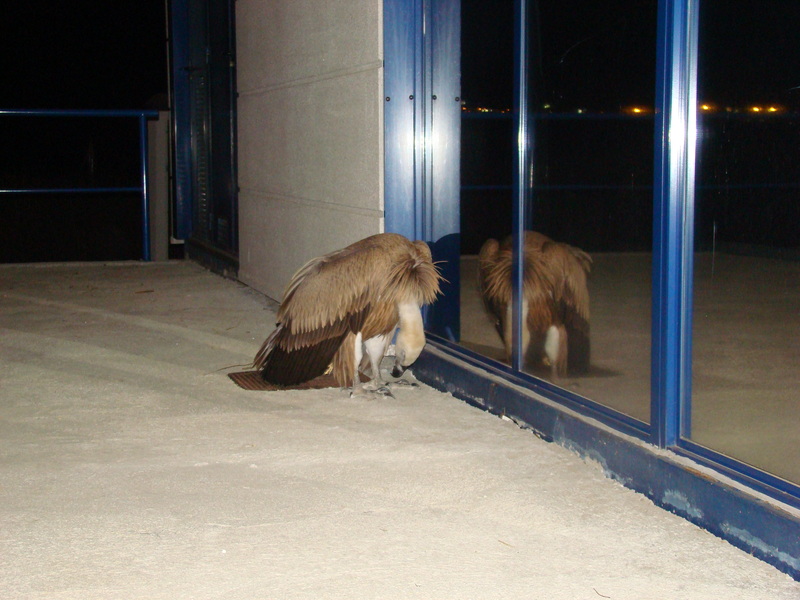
[349,382,395,399]
[389,378,419,389]
[375,385,395,398]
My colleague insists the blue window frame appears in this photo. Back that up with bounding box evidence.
[385,0,800,579]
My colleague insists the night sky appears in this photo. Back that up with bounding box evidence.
[699,1,800,108]
[1,1,797,261]
[0,0,168,110]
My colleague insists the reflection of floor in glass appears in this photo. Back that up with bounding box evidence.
[691,252,800,484]
[459,252,799,485]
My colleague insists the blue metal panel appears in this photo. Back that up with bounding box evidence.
[384,0,461,339]
[429,0,461,242]
[651,0,698,447]
[677,440,800,510]
[427,0,461,341]
[383,0,418,241]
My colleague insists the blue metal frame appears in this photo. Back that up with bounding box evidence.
[658,0,800,508]
[510,0,529,372]
[384,0,420,241]
[651,0,697,449]
[384,0,461,340]
[0,109,158,261]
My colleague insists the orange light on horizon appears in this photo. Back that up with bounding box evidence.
[623,105,653,116]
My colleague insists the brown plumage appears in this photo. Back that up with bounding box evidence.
[254,233,442,395]
[478,231,591,378]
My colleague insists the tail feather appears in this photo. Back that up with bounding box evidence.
[554,243,591,374]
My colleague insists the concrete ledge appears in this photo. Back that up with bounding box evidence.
[413,343,800,581]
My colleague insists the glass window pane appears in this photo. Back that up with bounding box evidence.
[459,0,658,424]
[690,1,800,483]
[458,0,515,362]
[522,0,657,422]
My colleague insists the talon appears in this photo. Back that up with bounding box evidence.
[391,379,419,388]
[376,386,395,398]
[349,385,369,398]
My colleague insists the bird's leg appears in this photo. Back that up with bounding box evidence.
[544,324,568,380]
[362,334,393,397]
[349,333,393,398]
[349,332,370,397]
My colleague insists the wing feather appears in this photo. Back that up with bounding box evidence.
[254,233,441,386]
[538,235,592,373]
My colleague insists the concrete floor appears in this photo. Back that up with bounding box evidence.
[1,260,799,599]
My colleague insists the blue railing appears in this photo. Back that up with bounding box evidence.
[0,109,159,261]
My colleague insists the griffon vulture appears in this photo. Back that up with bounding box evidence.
[478,231,591,378]
[254,233,442,396]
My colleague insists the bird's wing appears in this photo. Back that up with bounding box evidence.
[277,244,378,341]
[254,242,381,385]
[539,241,591,321]
[477,238,505,316]
[253,322,350,386]
[255,234,441,386]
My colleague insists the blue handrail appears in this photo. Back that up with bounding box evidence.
[0,109,160,261]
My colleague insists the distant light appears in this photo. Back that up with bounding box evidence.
[749,106,762,112]
[576,108,584,114]
[623,105,652,116]
[699,103,716,112]
[543,103,551,110]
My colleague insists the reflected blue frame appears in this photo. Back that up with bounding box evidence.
[510,0,529,373]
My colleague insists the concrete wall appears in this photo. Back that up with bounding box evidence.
[148,111,171,262]
[236,0,384,300]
